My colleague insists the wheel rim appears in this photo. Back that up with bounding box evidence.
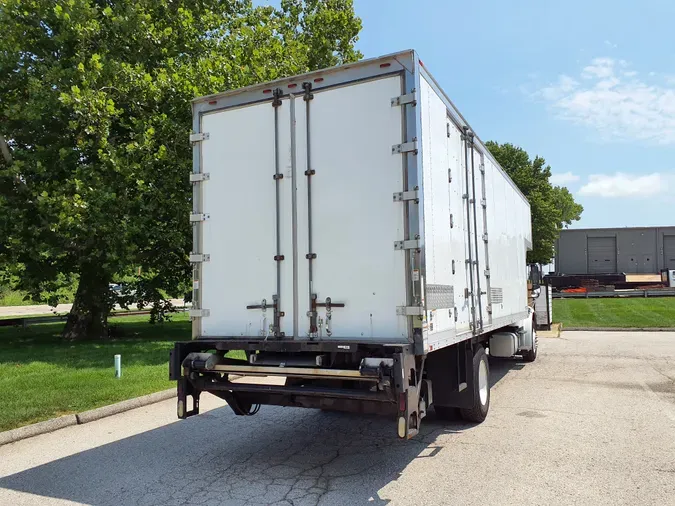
[533,329,538,353]
[478,358,488,406]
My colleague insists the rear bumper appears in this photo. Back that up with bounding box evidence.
[170,339,426,438]
[170,340,407,412]
[169,339,409,381]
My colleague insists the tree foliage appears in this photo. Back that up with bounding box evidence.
[485,142,583,264]
[0,0,362,339]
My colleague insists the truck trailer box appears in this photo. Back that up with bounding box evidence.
[172,50,534,438]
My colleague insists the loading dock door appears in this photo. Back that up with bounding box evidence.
[588,237,617,274]
[664,236,675,270]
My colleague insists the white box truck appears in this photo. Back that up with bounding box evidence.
[170,50,535,438]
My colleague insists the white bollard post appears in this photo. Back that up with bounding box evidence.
[114,354,122,378]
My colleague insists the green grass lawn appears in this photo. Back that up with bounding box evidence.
[0,312,241,432]
[553,297,675,328]
[0,290,36,306]
[0,289,75,306]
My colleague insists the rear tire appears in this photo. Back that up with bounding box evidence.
[459,346,490,423]
[522,330,538,363]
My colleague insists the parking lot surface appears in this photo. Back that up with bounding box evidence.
[1,331,674,505]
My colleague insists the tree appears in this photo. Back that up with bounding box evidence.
[551,186,584,229]
[0,0,362,339]
[485,142,583,264]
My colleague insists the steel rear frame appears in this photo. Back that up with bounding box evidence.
[170,335,486,439]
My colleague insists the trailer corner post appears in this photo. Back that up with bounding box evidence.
[188,99,219,339]
[405,53,426,346]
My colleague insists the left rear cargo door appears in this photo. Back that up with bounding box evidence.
[197,98,295,338]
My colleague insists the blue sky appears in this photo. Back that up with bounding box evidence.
[265,1,675,228]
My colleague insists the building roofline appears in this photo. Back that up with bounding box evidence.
[560,226,675,233]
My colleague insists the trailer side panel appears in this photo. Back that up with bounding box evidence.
[419,73,530,352]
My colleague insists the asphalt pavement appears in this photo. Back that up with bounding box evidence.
[1,331,674,505]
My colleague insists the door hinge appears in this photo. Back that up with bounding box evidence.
[189,132,209,143]
[391,91,416,107]
[190,173,210,183]
[481,198,486,208]
[482,233,488,242]
[189,253,210,263]
[396,306,424,317]
[190,213,210,222]
[393,190,419,202]
[391,140,418,155]
[394,239,421,250]
[189,308,210,318]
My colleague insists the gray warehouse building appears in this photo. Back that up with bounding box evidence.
[555,227,675,275]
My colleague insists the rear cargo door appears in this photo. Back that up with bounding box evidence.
[199,99,295,337]
[197,76,408,340]
[294,76,408,339]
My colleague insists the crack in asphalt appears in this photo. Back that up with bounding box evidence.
[103,408,450,506]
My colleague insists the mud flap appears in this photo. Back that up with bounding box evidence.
[426,340,475,409]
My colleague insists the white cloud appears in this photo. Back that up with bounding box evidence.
[604,40,618,49]
[535,57,675,144]
[550,172,580,185]
[578,172,665,197]
[540,75,578,101]
[581,57,620,79]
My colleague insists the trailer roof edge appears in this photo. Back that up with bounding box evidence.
[192,49,416,106]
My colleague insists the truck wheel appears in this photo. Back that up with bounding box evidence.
[459,346,490,423]
[522,330,538,363]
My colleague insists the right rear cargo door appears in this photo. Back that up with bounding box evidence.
[294,76,409,340]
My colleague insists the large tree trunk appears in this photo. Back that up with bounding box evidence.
[63,270,110,340]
